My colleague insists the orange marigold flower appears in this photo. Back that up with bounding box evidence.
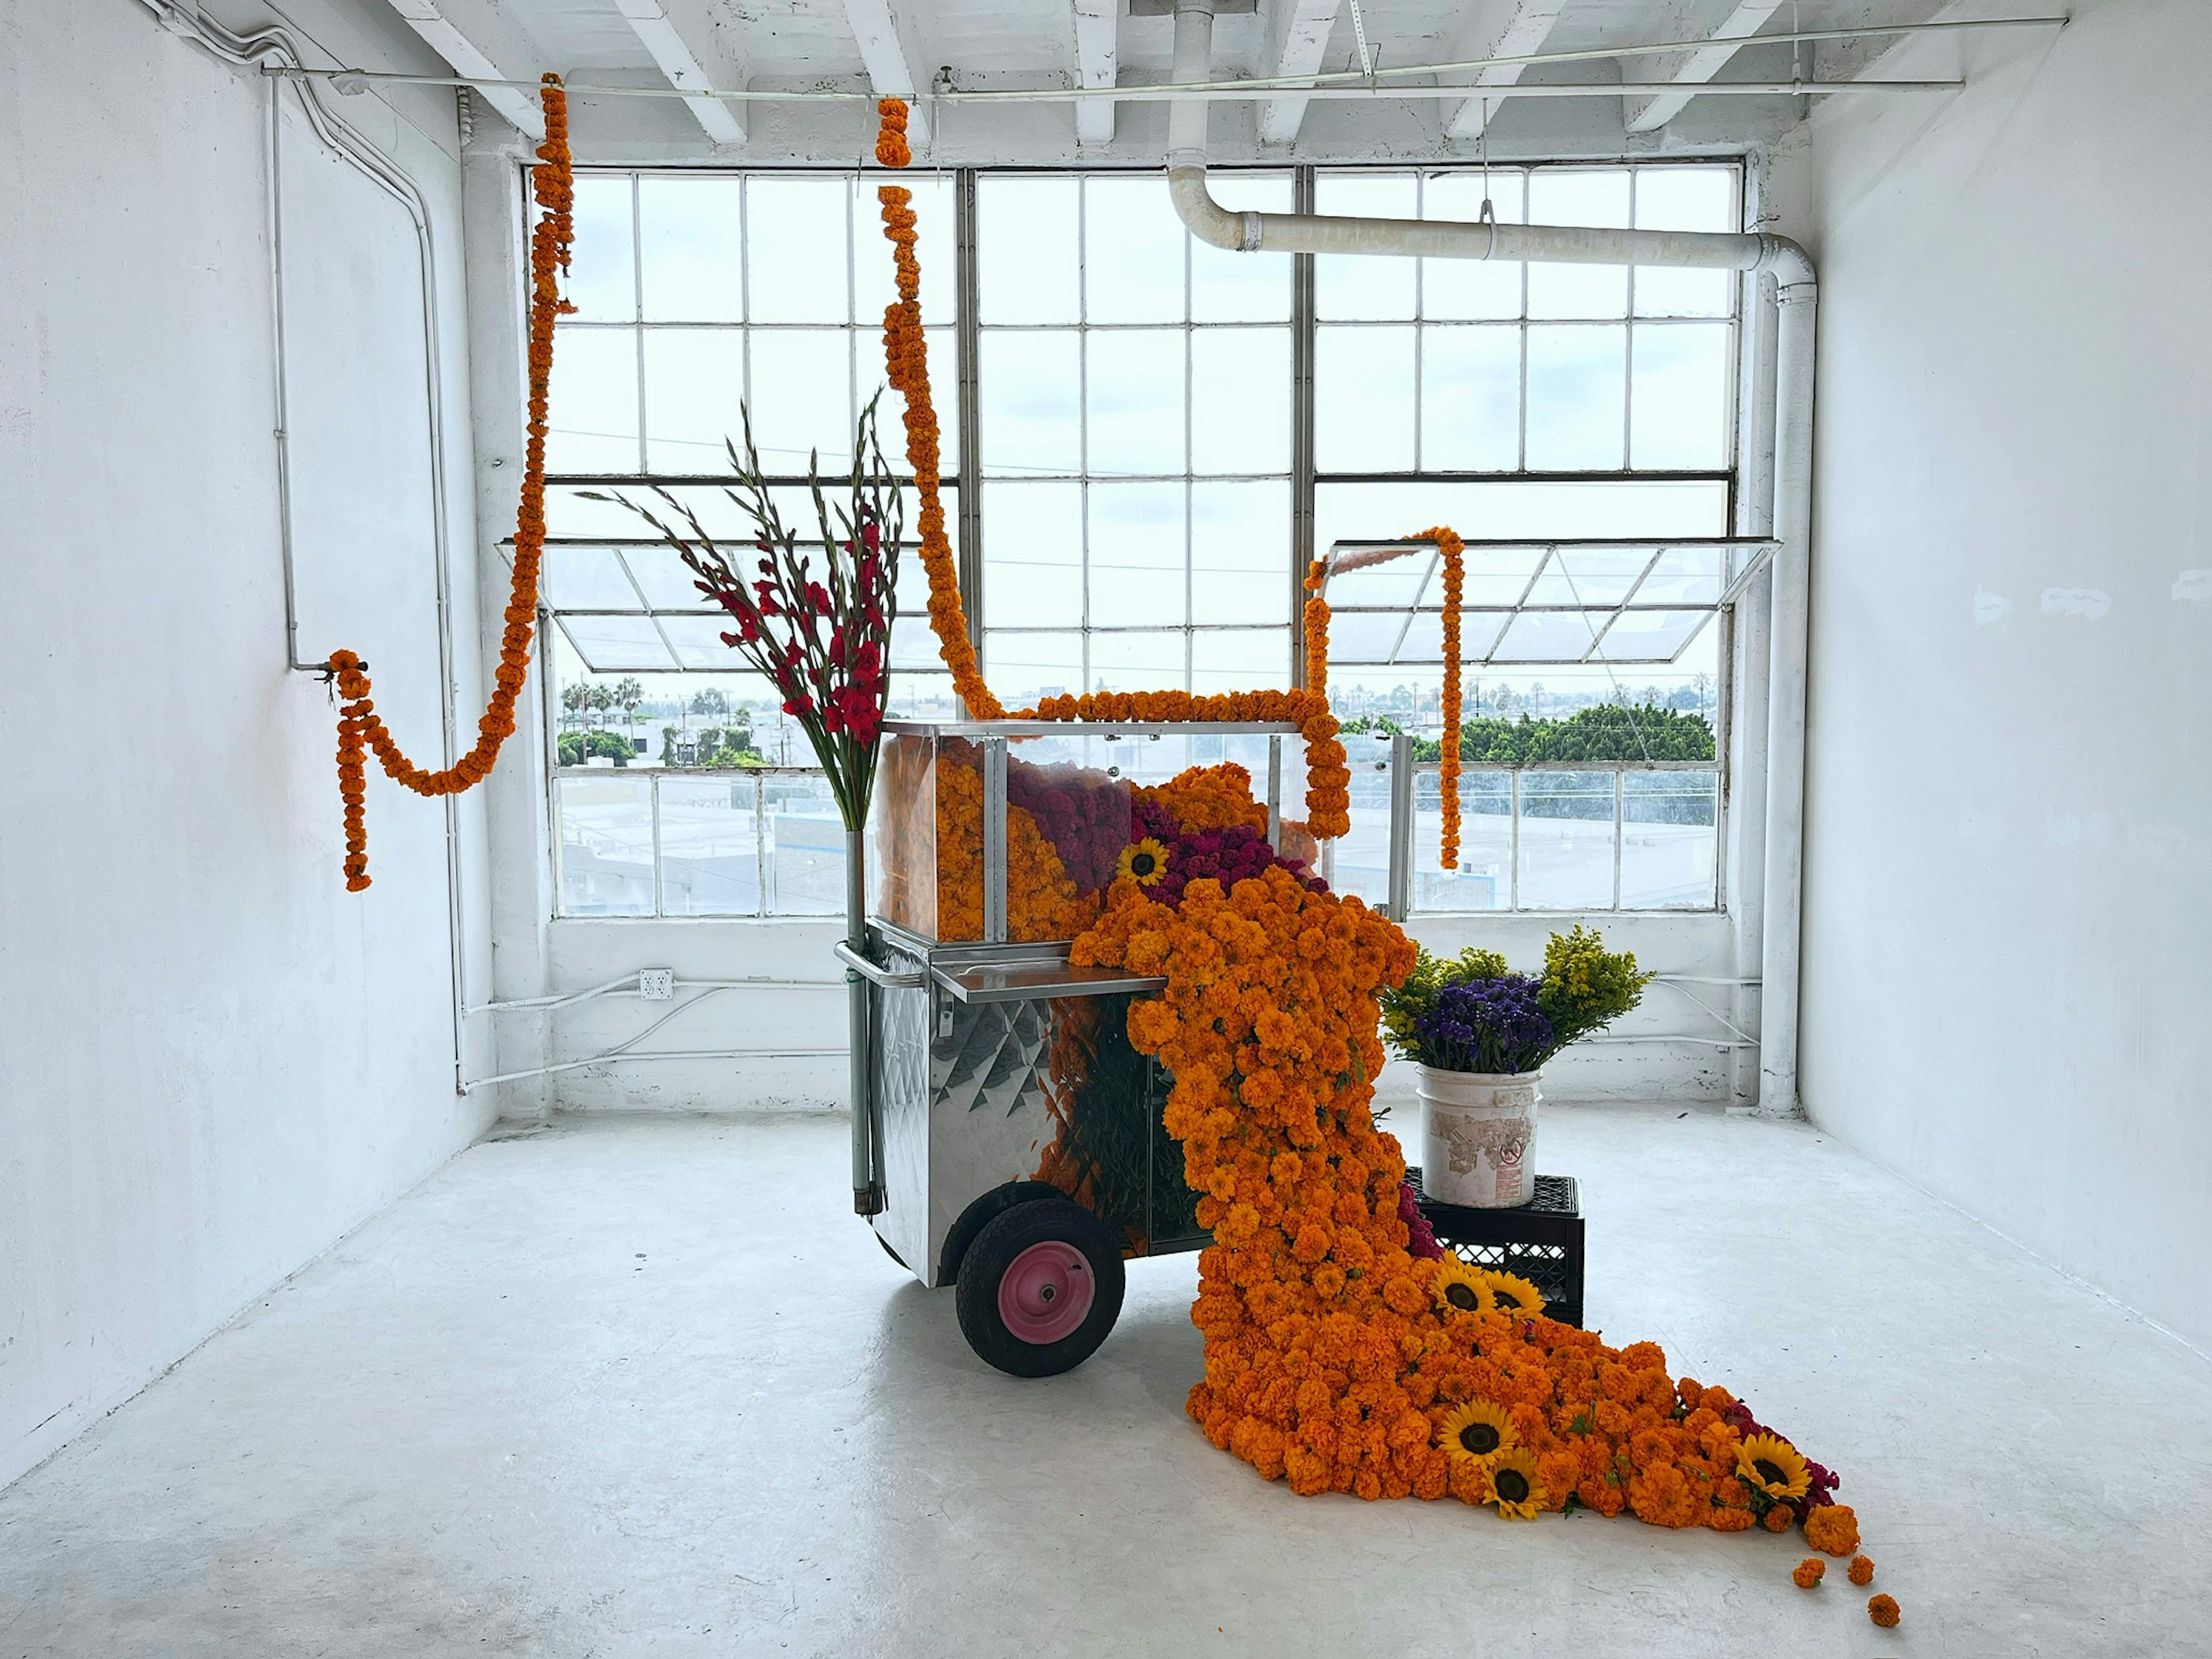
[1762,1505,1796,1533]
[1792,1558,1825,1589]
[1804,1503,1861,1557]
[1868,1594,1901,1628]
[1847,1555,1874,1586]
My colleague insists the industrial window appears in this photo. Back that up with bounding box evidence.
[540,161,1743,918]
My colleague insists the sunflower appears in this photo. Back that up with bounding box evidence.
[1480,1447,1546,1520]
[1116,837,1171,887]
[1736,1434,1812,1503]
[1480,1268,1547,1317]
[1438,1399,1517,1467]
[1430,1259,1493,1315]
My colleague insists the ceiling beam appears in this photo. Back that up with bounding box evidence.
[614,0,747,146]
[385,0,546,139]
[1256,0,1340,146]
[1441,0,1569,143]
[1071,0,1117,146]
[843,0,931,145]
[1623,0,1785,132]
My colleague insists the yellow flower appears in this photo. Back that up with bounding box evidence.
[1480,1268,1547,1317]
[1431,1258,1493,1315]
[1439,1399,1517,1467]
[1480,1447,1546,1520]
[1736,1434,1812,1502]
[1116,837,1171,888]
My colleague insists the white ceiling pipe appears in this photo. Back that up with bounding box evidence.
[1165,0,1816,1118]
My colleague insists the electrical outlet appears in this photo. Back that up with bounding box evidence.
[639,969,675,1001]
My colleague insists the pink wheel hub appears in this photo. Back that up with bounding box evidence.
[997,1240,1094,1344]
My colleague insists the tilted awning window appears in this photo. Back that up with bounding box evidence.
[1316,538,1777,668]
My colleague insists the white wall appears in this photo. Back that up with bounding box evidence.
[0,0,502,1487]
[1795,1,2211,1349]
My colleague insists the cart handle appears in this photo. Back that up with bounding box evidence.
[835,941,928,990]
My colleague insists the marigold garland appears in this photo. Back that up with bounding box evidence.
[328,77,574,890]
[1302,558,1330,697]
[1063,766,1869,1577]
[1412,527,1465,870]
[872,100,1003,719]
[1027,689,1350,841]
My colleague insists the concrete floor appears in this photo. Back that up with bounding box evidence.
[3,1107,2208,1658]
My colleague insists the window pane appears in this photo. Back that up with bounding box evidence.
[1422,171,1524,321]
[1525,325,1626,469]
[1315,173,1417,320]
[980,331,1081,476]
[1414,769,1509,912]
[1316,325,1415,471]
[564,176,635,322]
[1332,731,1396,907]
[1622,770,1717,908]
[1191,482,1291,626]
[986,630,1083,704]
[1517,770,1615,908]
[659,776,761,916]
[745,179,850,324]
[1089,482,1185,626]
[557,775,654,916]
[1421,325,1520,470]
[546,546,642,610]
[745,329,854,474]
[1634,169,1736,318]
[1316,480,1727,546]
[979,177,1080,324]
[1192,172,1293,322]
[1086,329,1184,476]
[1528,171,1630,320]
[854,173,956,325]
[1091,628,1185,691]
[621,546,717,611]
[547,328,639,473]
[765,772,846,915]
[642,329,745,473]
[1191,328,1290,475]
[1635,166,1736,232]
[1084,176,1185,323]
[985,480,1084,624]
[662,613,744,669]
[1191,627,1290,692]
[556,614,677,672]
[1631,323,1731,469]
[638,177,743,321]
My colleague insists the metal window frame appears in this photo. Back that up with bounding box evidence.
[540,157,1747,922]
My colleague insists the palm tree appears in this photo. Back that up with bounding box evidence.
[560,681,587,732]
[614,677,645,749]
[587,683,615,732]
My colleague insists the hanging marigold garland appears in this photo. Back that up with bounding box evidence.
[872,100,1005,719]
[1302,558,1330,698]
[328,76,575,891]
[1411,527,1466,870]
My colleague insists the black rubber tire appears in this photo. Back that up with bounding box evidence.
[876,1232,907,1270]
[954,1197,1126,1378]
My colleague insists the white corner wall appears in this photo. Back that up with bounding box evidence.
[0,0,502,1487]
[1795,1,2212,1348]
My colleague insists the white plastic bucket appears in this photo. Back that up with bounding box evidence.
[1418,1066,1541,1209]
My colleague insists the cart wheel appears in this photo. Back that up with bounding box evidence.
[955,1197,1125,1378]
[876,1232,907,1270]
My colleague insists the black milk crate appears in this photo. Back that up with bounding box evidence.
[1405,1169,1585,1329]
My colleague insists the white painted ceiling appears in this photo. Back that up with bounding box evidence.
[380,0,1950,162]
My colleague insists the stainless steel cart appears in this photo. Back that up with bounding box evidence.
[838,719,1316,1374]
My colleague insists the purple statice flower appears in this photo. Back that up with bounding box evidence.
[1412,974,1556,1074]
